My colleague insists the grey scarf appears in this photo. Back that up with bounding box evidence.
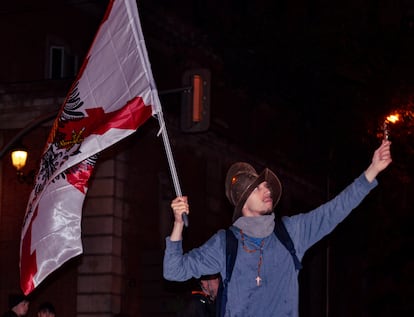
[233,213,275,238]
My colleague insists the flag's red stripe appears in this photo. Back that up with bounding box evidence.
[57,97,152,150]
[67,161,95,194]
[86,96,152,135]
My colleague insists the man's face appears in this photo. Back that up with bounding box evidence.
[37,310,55,317]
[13,301,29,317]
[242,181,273,217]
[201,277,220,300]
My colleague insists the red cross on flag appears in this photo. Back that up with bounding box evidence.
[20,0,161,294]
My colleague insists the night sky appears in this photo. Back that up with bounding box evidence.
[137,0,414,186]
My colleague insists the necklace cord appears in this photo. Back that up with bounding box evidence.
[240,230,265,286]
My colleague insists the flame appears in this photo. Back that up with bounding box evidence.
[386,113,400,124]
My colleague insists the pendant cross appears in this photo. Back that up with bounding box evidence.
[256,276,262,286]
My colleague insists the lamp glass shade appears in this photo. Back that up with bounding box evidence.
[11,150,28,171]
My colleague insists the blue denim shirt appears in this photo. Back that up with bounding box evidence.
[164,173,377,317]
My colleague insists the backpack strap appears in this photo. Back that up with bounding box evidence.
[216,229,238,317]
[274,217,302,270]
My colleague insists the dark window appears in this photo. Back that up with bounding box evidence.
[50,46,64,79]
[49,45,78,79]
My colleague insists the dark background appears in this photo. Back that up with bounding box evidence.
[140,0,414,183]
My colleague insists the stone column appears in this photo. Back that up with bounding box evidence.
[76,153,127,317]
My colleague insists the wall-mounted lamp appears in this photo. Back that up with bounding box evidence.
[10,145,34,184]
[11,147,28,171]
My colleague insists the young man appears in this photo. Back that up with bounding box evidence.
[2,294,30,317]
[163,140,392,317]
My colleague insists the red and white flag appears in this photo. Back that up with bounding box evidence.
[20,0,161,295]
